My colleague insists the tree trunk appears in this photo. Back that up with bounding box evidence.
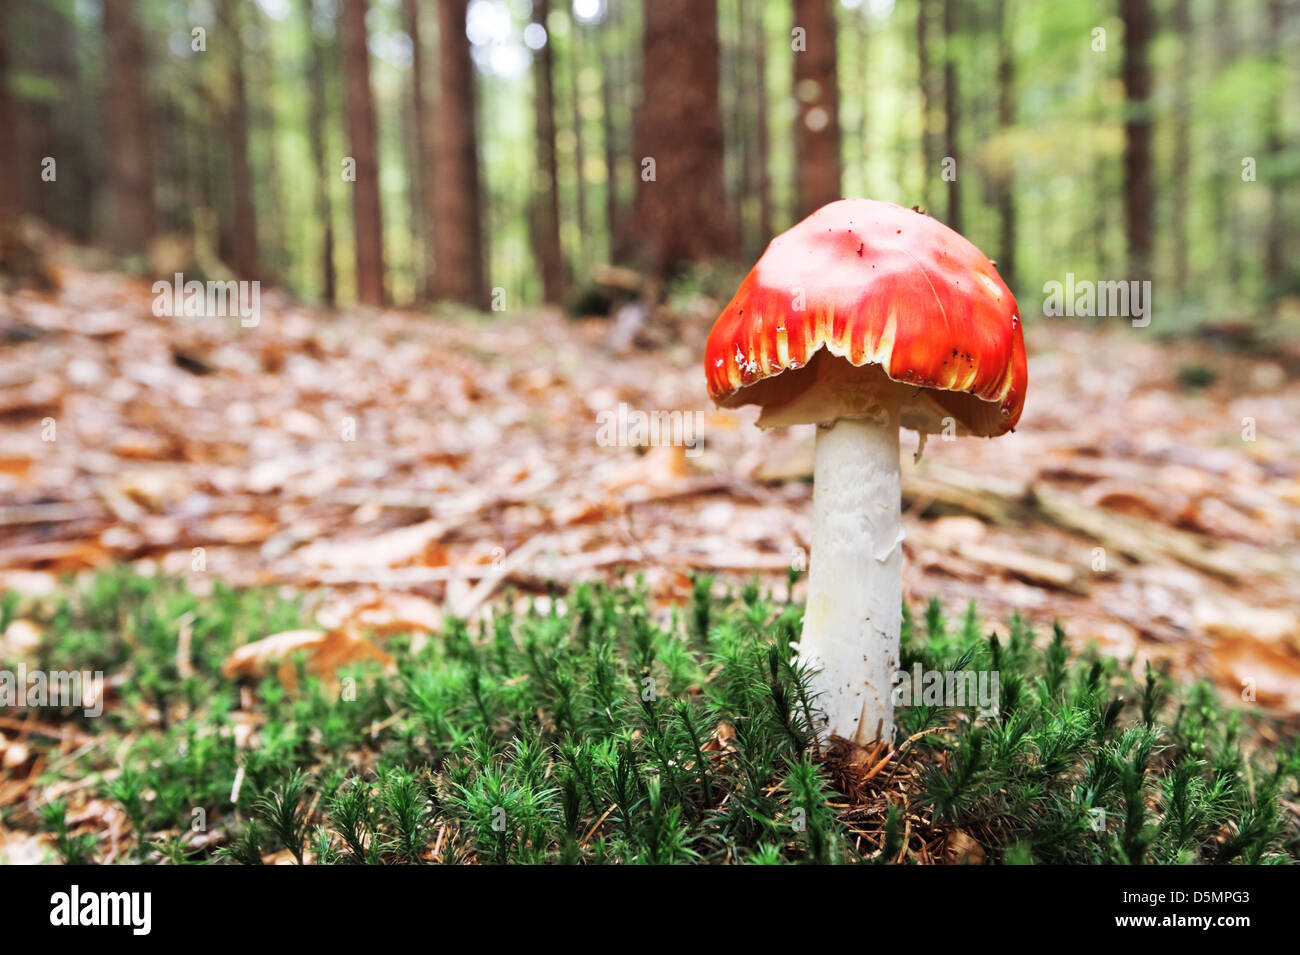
[302,0,337,306]
[433,0,487,308]
[754,2,773,243]
[533,0,566,303]
[941,0,962,233]
[220,0,259,281]
[23,3,63,224]
[793,0,842,219]
[403,0,436,301]
[568,19,588,264]
[994,0,1015,285]
[1120,0,1153,280]
[1211,1,1240,288]
[735,1,753,250]
[1169,0,1190,298]
[631,0,737,278]
[102,0,155,254]
[341,0,385,306]
[0,0,20,222]
[248,7,285,283]
[855,6,871,199]
[916,0,936,210]
[1264,0,1285,290]
[599,10,619,261]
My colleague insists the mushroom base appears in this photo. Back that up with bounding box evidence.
[800,411,902,744]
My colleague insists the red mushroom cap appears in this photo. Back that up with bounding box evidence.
[705,199,1027,436]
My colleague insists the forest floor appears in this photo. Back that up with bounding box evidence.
[2,261,1300,713]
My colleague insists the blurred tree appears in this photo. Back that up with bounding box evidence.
[103,0,155,254]
[403,0,435,301]
[301,0,337,306]
[599,4,620,259]
[631,0,737,277]
[341,0,385,305]
[793,0,841,219]
[0,0,19,222]
[1121,0,1153,280]
[733,0,771,253]
[1169,0,1190,297]
[1212,0,1241,289]
[1265,0,1285,290]
[220,0,259,280]
[993,0,1016,285]
[23,3,60,225]
[433,0,487,308]
[941,0,962,232]
[533,0,566,303]
[752,1,773,245]
[247,6,286,283]
[568,16,589,264]
[916,0,937,210]
[3,0,1294,316]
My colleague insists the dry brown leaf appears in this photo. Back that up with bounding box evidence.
[703,720,737,753]
[944,829,986,865]
[221,628,394,690]
[1212,636,1300,710]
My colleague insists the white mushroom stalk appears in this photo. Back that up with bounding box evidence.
[801,409,903,744]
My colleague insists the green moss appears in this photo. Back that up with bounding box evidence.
[5,572,1297,864]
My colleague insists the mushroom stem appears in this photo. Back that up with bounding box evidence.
[801,410,902,744]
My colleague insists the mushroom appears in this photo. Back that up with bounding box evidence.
[704,199,1027,745]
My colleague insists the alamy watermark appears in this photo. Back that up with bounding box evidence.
[0,665,104,717]
[152,273,260,327]
[1042,273,1151,327]
[49,885,151,935]
[595,402,704,458]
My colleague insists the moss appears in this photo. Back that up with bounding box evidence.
[5,572,1297,864]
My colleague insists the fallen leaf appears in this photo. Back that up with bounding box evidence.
[944,829,986,865]
[221,628,394,690]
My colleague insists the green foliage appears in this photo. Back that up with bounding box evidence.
[12,572,1299,865]
[906,601,1296,864]
[253,771,313,864]
[37,800,98,865]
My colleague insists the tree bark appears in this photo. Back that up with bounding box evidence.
[1120,0,1153,280]
[916,0,936,210]
[102,0,155,254]
[403,0,436,301]
[1169,0,1190,297]
[302,0,337,306]
[631,0,737,278]
[941,0,962,233]
[1264,0,1285,289]
[221,0,259,280]
[433,0,487,308]
[735,1,753,249]
[0,0,20,221]
[23,3,65,224]
[599,6,619,261]
[754,2,773,243]
[994,0,1015,285]
[568,19,588,264]
[533,0,566,303]
[1210,0,1239,287]
[341,0,385,305]
[793,0,842,219]
[854,5,871,199]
